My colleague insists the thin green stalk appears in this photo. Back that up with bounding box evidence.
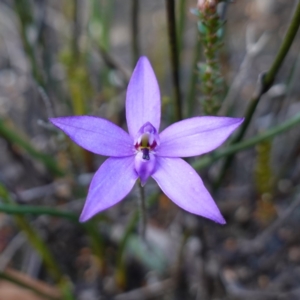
[138,182,147,240]
[264,2,300,87]
[0,118,64,176]
[192,110,300,171]
[0,271,61,300]
[131,0,140,66]
[166,0,182,121]
[214,1,300,188]
[239,1,300,138]
[0,184,74,299]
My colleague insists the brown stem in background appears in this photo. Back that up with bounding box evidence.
[165,0,182,121]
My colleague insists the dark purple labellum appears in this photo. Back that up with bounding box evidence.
[142,148,150,160]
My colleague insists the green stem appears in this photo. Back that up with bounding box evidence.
[131,0,140,67]
[214,1,300,188]
[166,0,182,121]
[138,182,147,240]
[264,2,300,88]
[193,110,300,171]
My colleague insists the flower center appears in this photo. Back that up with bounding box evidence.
[134,122,159,160]
[133,122,159,186]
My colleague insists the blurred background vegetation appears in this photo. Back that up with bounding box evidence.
[0,0,300,299]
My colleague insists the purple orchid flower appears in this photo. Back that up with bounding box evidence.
[50,57,243,224]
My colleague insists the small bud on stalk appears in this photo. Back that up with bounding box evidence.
[197,0,218,11]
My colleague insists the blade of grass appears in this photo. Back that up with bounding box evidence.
[0,204,79,223]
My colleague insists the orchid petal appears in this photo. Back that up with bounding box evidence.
[156,117,243,157]
[126,56,161,136]
[50,116,134,157]
[80,156,138,222]
[152,157,225,224]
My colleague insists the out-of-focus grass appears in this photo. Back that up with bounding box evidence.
[1,0,300,298]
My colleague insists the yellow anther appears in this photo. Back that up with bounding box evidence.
[141,134,149,147]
